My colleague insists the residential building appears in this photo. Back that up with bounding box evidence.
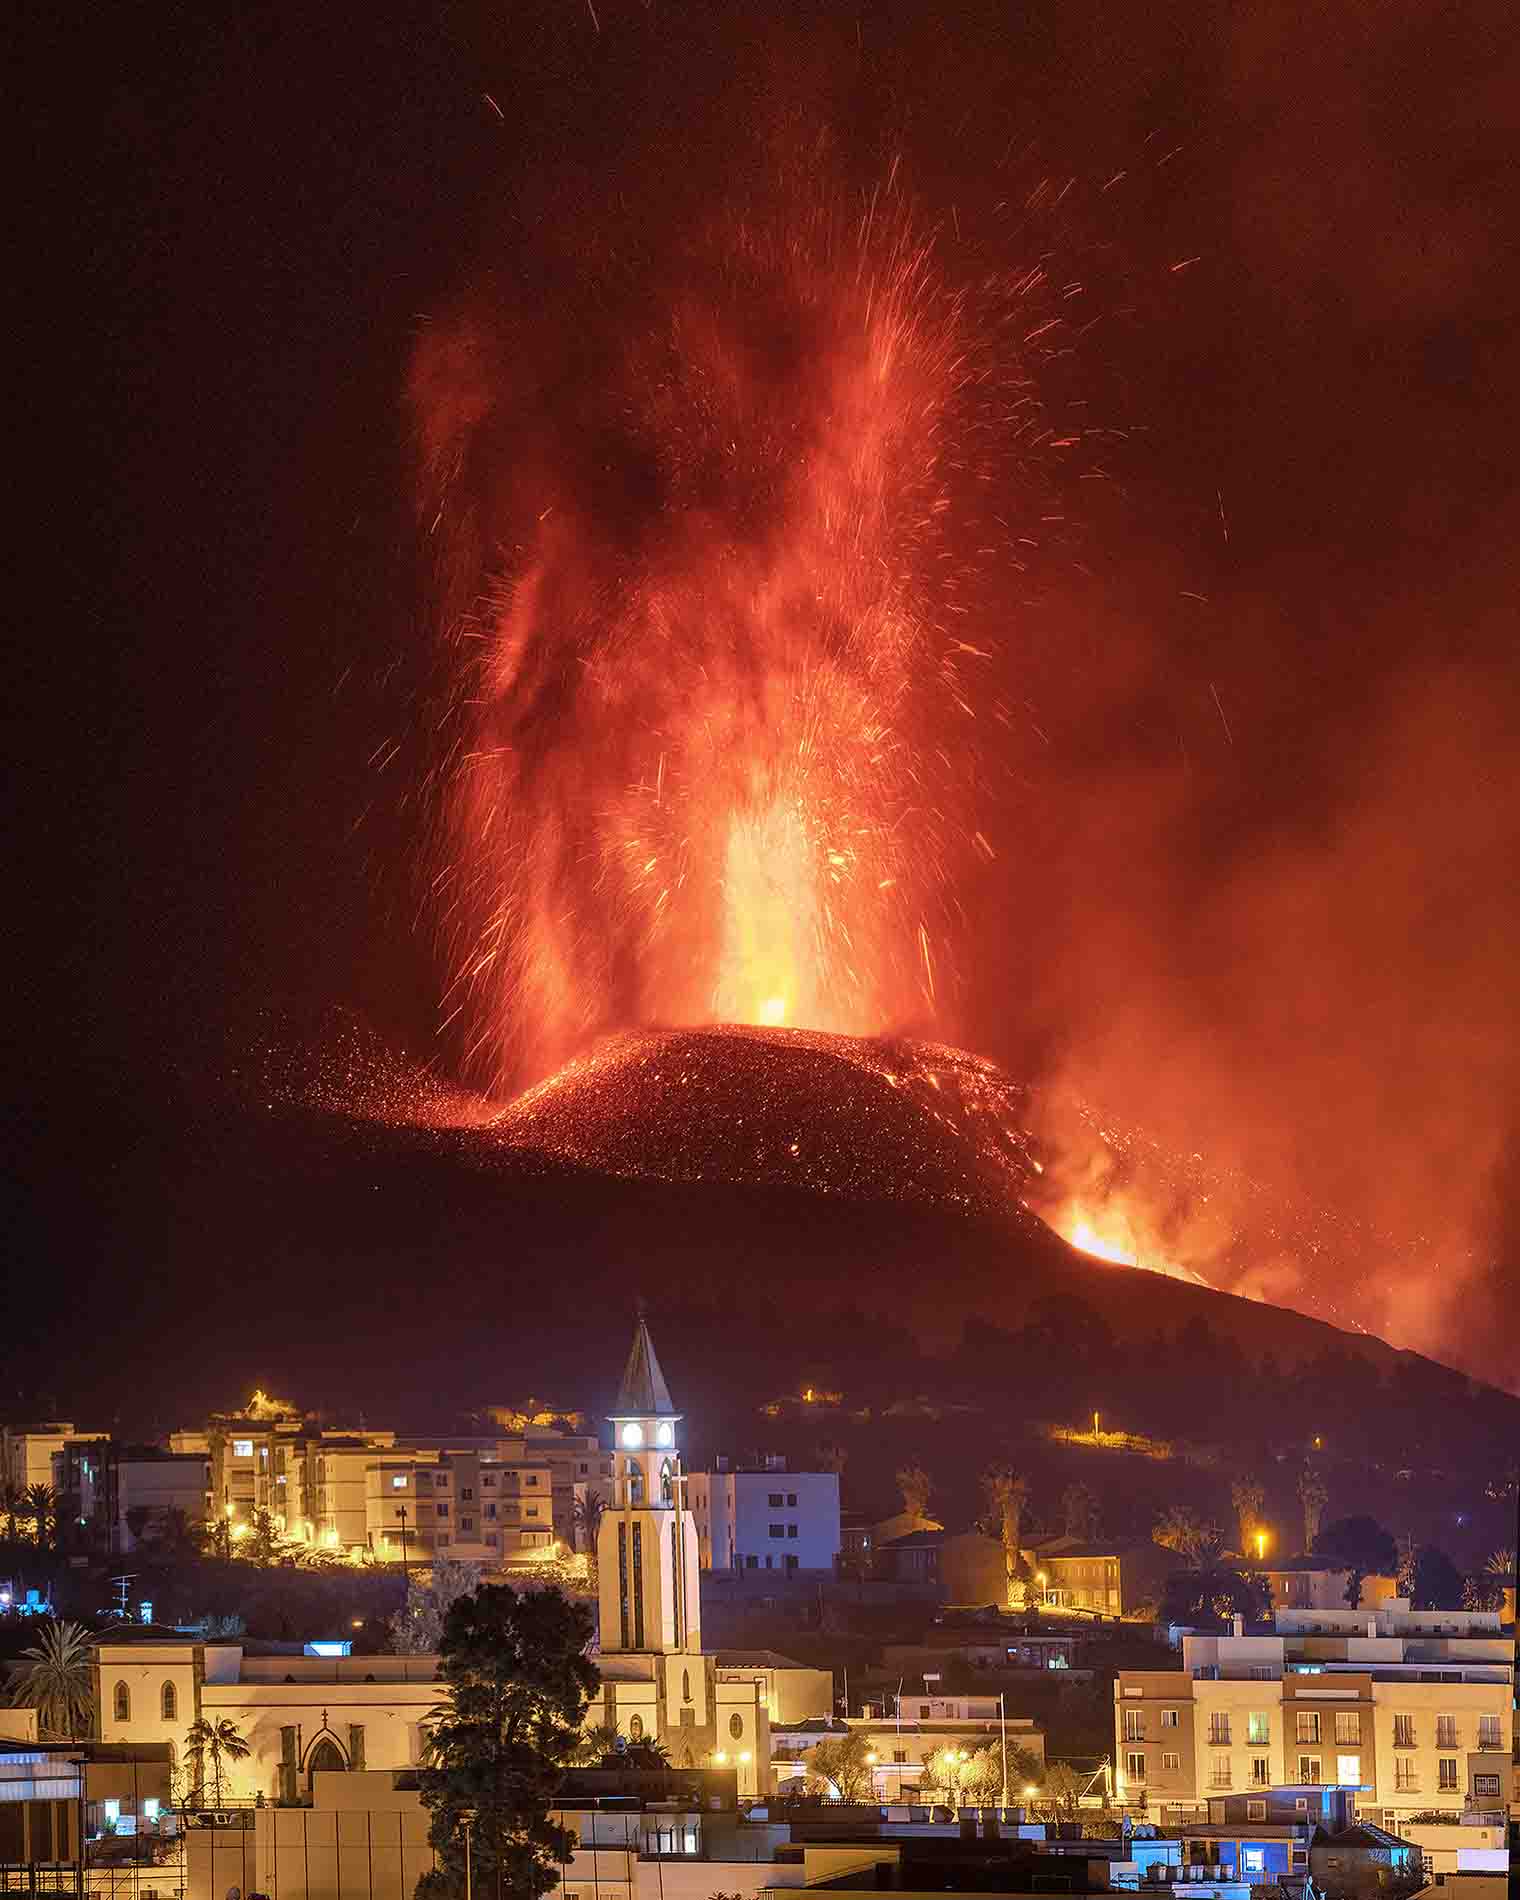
[115,1449,213,1548]
[1025,1537,1176,1617]
[1254,1562,1400,1612]
[686,1460,840,1573]
[1,1423,108,1500]
[1113,1602,1513,1830]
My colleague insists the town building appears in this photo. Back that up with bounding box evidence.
[114,1448,214,1548]
[686,1459,840,1573]
[1253,1562,1400,1612]
[1113,1602,1513,1832]
[1024,1537,1176,1617]
[771,1694,1047,1802]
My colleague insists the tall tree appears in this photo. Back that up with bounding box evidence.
[571,1492,605,1594]
[185,1717,251,1807]
[1408,1546,1464,1611]
[805,1731,875,1802]
[1313,1515,1396,1607]
[0,1482,23,1541]
[416,1583,598,1900]
[1297,1469,1329,1552]
[390,1556,485,1656]
[1160,1567,1271,1627]
[981,1465,1028,1608]
[1062,1482,1099,1542]
[7,1619,96,1739]
[1154,1507,1223,1570]
[896,1464,932,1519]
[1229,1479,1266,1556]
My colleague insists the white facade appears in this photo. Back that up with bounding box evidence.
[687,1467,840,1573]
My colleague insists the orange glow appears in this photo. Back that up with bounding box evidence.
[1067,1214,1138,1267]
[1049,1197,1210,1288]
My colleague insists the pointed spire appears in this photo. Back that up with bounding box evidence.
[613,1308,677,1417]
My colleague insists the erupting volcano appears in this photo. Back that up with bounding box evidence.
[411,159,1096,1089]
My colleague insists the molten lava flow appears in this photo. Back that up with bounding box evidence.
[1067,1215,1137,1267]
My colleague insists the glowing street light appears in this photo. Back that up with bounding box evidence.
[1254,1529,1268,1562]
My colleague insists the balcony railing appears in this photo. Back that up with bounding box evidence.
[1206,1731,1231,1746]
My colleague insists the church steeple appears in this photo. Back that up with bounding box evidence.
[598,1309,700,1655]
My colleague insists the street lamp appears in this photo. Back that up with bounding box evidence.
[458,1807,477,1900]
[1254,1529,1268,1563]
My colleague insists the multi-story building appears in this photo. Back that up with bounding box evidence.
[1025,1537,1175,1617]
[1113,1601,1512,1831]
[773,1693,1046,1801]
[687,1459,841,1573]
[114,1449,213,1548]
[0,1423,108,1505]
[1254,1562,1399,1612]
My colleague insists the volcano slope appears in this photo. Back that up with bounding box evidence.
[25,1018,1515,1517]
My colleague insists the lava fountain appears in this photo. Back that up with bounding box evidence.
[409,161,1084,1089]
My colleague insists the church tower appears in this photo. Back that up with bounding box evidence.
[597,1309,701,1654]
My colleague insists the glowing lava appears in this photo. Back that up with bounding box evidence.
[1067,1216,1137,1267]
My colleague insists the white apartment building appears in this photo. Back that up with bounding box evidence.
[774,1694,1045,1801]
[1114,1601,1512,1830]
[0,1424,108,1500]
[687,1460,840,1573]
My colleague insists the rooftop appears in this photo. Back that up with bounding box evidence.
[612,1313,677,1418]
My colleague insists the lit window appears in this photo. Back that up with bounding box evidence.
[656,1423,673,1448]
[232,1440,253,1458]
[104,1801,120,1823]
[620,1423,644,1448]
[1437,1759,1458,1791]
[143,1800,159,1822]
[1162,1752,1180,1771]
[392,1476,407,1489]
[1126,1752,1146,1782]
[1248,1713,1269,1745]
[113,1682,131,1723]
[1161,1709,1178,1728]
[161,1681,177,1721]
[1243,1849,1264,1873]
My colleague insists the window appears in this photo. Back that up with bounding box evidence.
[1161,1708,1178,1728]
[1126,1751,1146,1782]
[1437,1759,1457,1792]
[1159,1750,1179,1772]
[461,1516,474,1532]
[1249,1665,1275,1680]
[1247,1802,1267,1822]
[1336,1754,1361,1786]
[1296,1712,1320,1745]
[768,1493,783,1507]
[485,1533,498,1547]
[1478,1715,1501,1749]
[436,1502,449,1518]
[1335,1711,1361,1745]
[1474,1774,1501,1798]
[435,1473,449,1488]
[1393,1714,1415,1748]
[784,1553,799,1571]
[461,1487,474,1501]
[1243,1848,1265,1874]
[919,1705,931,1719]
[729,1714,744,1739]
[1207,1714,1231,1745]
[744,1554,758,1569]
[1435,1715,1457,1749]
[482,1475,496,1488]
[232,1439,253,1458]
[1124,1711,1145,1742]
[579,1463,589,1474]
[436,1532,451,1545]
[1248,1713,1269,1745]
[525,1505,539,1517]
[1394,1760,1417,1792]
[787,1524,798,1539]
[526,1473,538,1485]
[392,1475,407,1488]
[893,1749,908,1765]
[485,1503,496,1520]
[786,1493,797,1506]
[1208,1760,1232,1788]
[113,1682,130,1723]
[1251,1758,1270,1788]
[769,1523,785,1538]
[160,1681,176,1722]
[1298,1757,1321,1784]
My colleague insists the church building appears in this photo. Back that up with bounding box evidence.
[587,1315,779,1796]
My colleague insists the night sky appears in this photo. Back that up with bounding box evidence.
[11,0,1519,1404]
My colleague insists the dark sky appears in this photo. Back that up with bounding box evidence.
[10,0,1519,1397]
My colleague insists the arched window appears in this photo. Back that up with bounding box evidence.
[307,1736,347,1787]
[660,1460,673,1506]
[628,1714,644,1741]
[681,1668,691,1704]
[113,1682,131,1723]
[729,1713,744,1740]
[161,1681,177,1722]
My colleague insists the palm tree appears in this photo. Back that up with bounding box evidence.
[572,1722,623,1766]
[896,1464,932,1519]
[1485,1547,1516,1575]
[7,1619,96,1739]
[981,1465,1029,1608]
[572,1490,606,1592]
[23,1484,59,1550]
[1230,1479,1266,1557]
[1297,1469,1329,1552]
[185,1717,252,1807]
[0,1482,24,1541]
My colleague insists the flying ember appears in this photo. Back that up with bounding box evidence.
[408,160,1085,1090]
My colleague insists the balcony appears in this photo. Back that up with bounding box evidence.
[1206,1731,1232,1748]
